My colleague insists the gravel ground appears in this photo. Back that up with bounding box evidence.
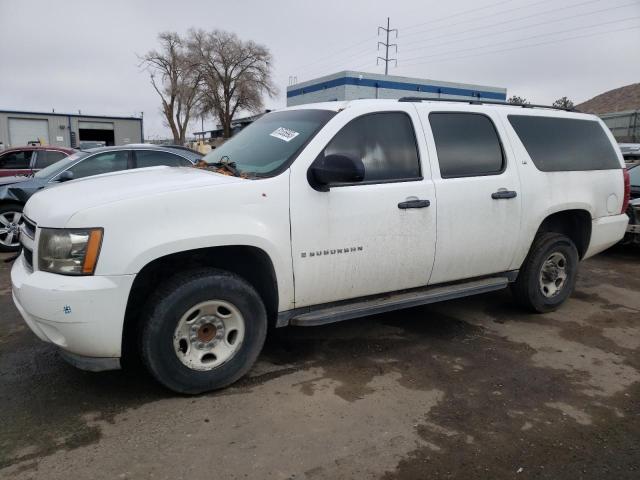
[0,247,638,479]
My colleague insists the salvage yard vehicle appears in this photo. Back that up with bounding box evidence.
[11,98,630,394]
[0,145,75,177]
[622,163,640,245]
[0,145,201,251]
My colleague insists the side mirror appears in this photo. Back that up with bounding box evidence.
[57,170,74,182]
[309,153,365,191]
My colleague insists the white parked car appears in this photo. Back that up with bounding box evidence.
[11,99,630,394]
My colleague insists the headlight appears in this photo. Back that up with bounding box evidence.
[38,228,103,275]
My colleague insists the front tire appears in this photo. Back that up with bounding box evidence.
[140,268,267,394]
[511,233,579,313]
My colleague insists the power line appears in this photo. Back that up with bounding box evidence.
[398,0,639,56]
[400,0,605,46]
[397,24,640,70]
[290,35,376,75]
[401,0,558,38]
[401,0,516,32]
[377,17,398,75]
[399,15,640,64]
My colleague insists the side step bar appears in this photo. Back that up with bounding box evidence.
[289,277,510,327]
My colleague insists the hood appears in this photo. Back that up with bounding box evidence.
[25,166,244,226]
[0,175,30,186]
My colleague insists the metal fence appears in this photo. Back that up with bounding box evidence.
[600,110,640,143]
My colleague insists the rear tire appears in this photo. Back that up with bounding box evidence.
[140,268,267,394]
[511,233,579,313]
[0,203,24,252]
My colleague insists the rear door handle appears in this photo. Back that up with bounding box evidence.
[491,190,517,199]
[398,199,430,209]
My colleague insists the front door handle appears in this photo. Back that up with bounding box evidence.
[398,199,431,209]
[491,190,517,199]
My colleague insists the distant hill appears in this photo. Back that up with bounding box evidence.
[577,83,640,114]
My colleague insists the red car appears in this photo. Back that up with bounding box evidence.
[0,146,76,177]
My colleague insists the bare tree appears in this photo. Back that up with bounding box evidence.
[189,29,277,138]
[507,95,530,106]
[140,32,201,143]
[552,96,575,110]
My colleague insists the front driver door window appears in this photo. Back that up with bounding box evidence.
[66,151,129,180]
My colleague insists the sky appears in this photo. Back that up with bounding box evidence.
[0,0,639,139]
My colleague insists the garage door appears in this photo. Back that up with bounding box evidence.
[78,121,114,130]
[9,118,50,147]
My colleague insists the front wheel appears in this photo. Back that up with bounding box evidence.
[140,268,267,394]
[511,233,579,313]
[0,203,24,252]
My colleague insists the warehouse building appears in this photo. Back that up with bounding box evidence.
[287,70,507,106]
[0,110,143,149]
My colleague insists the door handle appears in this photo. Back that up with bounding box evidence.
[398,199,430,209]
[491,190,517,199]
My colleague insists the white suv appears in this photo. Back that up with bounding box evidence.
[11,99,630,394]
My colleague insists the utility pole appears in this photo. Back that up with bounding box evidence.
[377,17,398,75]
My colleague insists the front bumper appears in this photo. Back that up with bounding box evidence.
[11,253,135,363]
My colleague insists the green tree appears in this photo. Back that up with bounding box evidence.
[552,96,575,110]
[507,95,530,106]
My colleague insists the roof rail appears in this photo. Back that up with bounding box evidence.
[397,96,578,112]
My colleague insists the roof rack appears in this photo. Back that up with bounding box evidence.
[397,96,578,112]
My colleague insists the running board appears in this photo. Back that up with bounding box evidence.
[289,277,510,327]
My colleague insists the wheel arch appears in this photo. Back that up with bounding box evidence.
[121,245,279,365]
[531,209,592,260]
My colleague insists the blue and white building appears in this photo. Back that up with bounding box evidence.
[287,71,507,107]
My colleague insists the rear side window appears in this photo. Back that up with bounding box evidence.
[135,150,191,168]
[35,150,67,168]
[0,150,33,169]
[429,113,504,178]
[323,112,421,182]
[508,115,620,171]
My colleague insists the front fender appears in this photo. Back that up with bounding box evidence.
[65,174,294,310]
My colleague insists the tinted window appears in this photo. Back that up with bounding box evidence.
[66,151,129,179]
[429,113,504,178]
[508,115,620,171]
[35,150,67,168]
[323,112,420,182]
[0,150,33,169]
[135,150,190,168]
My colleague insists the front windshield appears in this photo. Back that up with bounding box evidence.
[201,109,336,177]
[35,151,89,179]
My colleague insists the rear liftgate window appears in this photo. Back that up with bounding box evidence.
[508,115,620,171]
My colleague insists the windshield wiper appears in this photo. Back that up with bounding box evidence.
[209,156,243,177]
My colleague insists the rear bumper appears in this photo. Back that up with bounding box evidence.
[11,253,135,360]
[584,214,629,259]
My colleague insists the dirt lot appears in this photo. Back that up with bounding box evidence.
[0,247,638,479]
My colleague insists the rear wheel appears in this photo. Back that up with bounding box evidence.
[511,233,579,313]
[0,204,23,252]
[140,268,267,394]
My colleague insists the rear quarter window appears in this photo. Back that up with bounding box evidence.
[508,115,620,171]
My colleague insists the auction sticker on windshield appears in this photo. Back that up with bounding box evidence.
[270,127,300,142]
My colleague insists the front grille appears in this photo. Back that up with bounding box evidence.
[22,216,36,239]
[23,248,33,271]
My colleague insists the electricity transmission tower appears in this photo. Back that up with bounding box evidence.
[377,17,398,75]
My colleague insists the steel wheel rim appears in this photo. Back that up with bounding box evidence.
[173,300,245,371]
[539,252,568,298]
[0,211,22,247]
